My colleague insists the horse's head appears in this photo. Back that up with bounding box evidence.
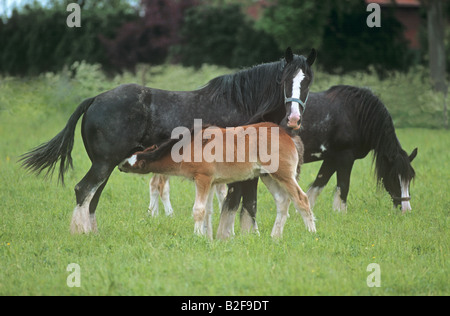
[281,47,316,130]
[383,148,418,213]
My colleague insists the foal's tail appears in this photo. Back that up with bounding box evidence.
[19,97,95,185]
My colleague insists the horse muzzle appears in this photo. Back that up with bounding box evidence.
[287,115,301,130]
[393,196,411,213]
[118,160,130,173]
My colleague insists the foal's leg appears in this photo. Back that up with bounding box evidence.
[277,176,316,233]
[193,175,213,239]
[204,190,215,240]
[160,176,174,216]
[148,175,173,216]
[307,159,336,210]
[260,176,290,238]
[148,175,160,216]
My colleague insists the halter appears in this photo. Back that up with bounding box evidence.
[393,196,411,202]
[284,84,308,114]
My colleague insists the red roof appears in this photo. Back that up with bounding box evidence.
[365,0,420,7]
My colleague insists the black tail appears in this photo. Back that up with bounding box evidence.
[19,97,95,185]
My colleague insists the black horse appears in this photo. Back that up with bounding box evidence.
[216,85,418,238]
[301,85,417,212]
[20,47,317,234]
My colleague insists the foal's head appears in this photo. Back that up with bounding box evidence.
[281,47,316,130]
[118,146,157,174]
[382,148,418,212]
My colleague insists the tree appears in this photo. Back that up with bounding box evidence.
[421,0,448,128]
[258,0,412,76]
[258,0,330,54]
[100,0,197,72]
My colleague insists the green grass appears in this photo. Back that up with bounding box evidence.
[0,65,449,295]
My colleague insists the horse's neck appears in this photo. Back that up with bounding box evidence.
[374,125,401,158]
[372,127,403,184]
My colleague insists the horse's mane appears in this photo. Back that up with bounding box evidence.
[199,56,311,124]
[325,85,415,185]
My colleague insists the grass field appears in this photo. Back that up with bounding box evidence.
[0,65,449,296]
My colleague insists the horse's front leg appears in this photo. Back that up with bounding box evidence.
[216,182,242,240]
[240,178,260,235]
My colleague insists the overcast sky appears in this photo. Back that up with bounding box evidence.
[1,0,50,18]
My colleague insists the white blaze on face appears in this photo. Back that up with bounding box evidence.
[128,154,137,167]
[399,175,411,212]
[288,70,305,126]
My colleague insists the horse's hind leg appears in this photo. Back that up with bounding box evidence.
[307,159,336,210]
[86,179,109,232]
[333,151,354,213]
[71,162,114,234]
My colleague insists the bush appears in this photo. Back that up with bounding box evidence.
[101,0,197,72]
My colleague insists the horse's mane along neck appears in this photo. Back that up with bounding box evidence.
[199,61,285,119]
[327,85,402,184]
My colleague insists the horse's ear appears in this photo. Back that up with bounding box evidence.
[285,47,294,63]
[409,148,418,162]
[307,48,317,66]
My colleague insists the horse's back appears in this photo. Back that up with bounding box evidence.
[300,88,363,162]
